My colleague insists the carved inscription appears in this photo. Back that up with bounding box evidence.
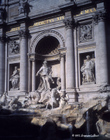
[29,16,64,28]
[75,8,96,16]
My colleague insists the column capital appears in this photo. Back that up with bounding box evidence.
[0,36,5,42]
[59,53,65,61]
[93,11,106,25]
[60,54,65,57]
[18,30,29,38]
[31,58,35,62]
[63,18,73,29]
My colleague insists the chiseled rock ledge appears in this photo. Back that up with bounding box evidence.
[0,95,110,138]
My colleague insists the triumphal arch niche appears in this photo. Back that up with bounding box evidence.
[28,30,66,106]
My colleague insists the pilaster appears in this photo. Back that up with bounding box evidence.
[32,59,36,92]
[0,33,5,96]
[60,54,65,93]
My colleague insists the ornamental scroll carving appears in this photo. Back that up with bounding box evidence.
[18,30,27,38]
[79,23,93,43]
[63,18,73,29]
[9,40,20,55]
[93,11,106,25]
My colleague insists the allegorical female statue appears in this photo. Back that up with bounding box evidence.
[81,55,95,83]
[10,66,20,90]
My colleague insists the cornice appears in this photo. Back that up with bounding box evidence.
[75,0,92,7]
[59,1,75,10]
[75,0,104,7]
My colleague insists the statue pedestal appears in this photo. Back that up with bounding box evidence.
[82,82,95,85]
[8,90,25,97]
[66,89,76,104]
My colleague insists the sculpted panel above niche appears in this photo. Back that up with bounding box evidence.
[79,23,93,43]
[8,40,20,55]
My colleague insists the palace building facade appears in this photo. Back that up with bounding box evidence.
[0,0,110,104]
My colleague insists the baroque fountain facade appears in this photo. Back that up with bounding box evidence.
[0,0,110,139]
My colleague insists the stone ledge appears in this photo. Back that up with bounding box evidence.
[8,91,25,97]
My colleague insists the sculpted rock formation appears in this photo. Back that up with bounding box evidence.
[0,91,110,138]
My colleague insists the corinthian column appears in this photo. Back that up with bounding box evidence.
[0,36,5,96]
[94,12,108,85]
[64,18,75,90]
[64,18,76,103]
[19,30,28,94]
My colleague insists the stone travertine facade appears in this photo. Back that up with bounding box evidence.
[0,0,109,105]
[0,1,110,139]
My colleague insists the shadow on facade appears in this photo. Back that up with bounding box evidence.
[0,108,101,140]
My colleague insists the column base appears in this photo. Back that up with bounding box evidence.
[66,88,77,104]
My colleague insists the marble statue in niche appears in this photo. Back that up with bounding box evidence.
[81,55,95,84]
[10,66,20,90]
[9,40,19,54]
[36,60,54,92]
[19,0,32,16]
[19,0,26,14]
[79,24,92,43]
[0,6,5,22]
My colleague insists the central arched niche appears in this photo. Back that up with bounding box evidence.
[35,36,61,90]
[35,36,60,55]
